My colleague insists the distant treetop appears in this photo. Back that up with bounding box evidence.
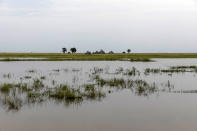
[70,48,77,53]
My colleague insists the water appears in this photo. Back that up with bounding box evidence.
[0,59,197,131]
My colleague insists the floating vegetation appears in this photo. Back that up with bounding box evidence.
[127,80,157,96]
[92,67,104,75]
[40,76,46,80]
[0,73,162,112]
[49,85,82,100]
[84,84,95,91]
[170,65,197,69]
[24,76,32,79]
[94,75,158,96]
[83,84,105,99]
[144,68,161,75]
[0,65,191,112]
[27,70,36,73]
[124,67,140,76]
[173,90,197,93]
[144,65,197,75]
[170,65,197,73]
[15,83,29,92]
[32,79,44,89]
[161,69,187,73]
[0,77,106,111]
[3,96,22,111]
[144,68,191,75]
[53,69,60,72]
[106,78,126,87]
[130,58,153,62]
[0,83,14,93]
[95,77,106,87]
[115,67,124,74]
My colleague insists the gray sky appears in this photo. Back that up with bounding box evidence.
[0,0,197,53]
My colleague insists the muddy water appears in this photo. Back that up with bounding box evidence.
[0,59,197,131]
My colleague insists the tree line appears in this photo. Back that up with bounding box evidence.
[62,48,131,54]
[62,48,77,54]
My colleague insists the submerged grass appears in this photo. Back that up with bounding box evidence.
[94,75,158,96]
[40,76,46,80]
[144,67,194,75]
[0,65,182,111]
[115,67,124,74]
[170,65,197,69]
[83,84,105,99]
[124,67,140,76]
[174,90,197,93]
[24,76,32,79]
[4,96,22,111]
[0,84,14,93]
[27,70,36,73]
[32,79,44,89]
[49,87,82,100]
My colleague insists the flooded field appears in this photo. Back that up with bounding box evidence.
[1,59,197,131]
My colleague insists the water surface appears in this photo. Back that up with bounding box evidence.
[0,59,197,131]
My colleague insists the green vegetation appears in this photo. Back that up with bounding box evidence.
[145,65,197,75]
[170,65,197,69]
[83,84,105,99]
[24,76,32,79]
[145,68,186,74]
[93,75,158,96]
[49,85,82,100]
[115,67,124,74]
[0,65,195,112]
[0,53,197,59]
[96,78,126,87]
[1,53,197,61]
[40,76,46,80]
[4,96,22,111]
[27,70,36,73]
[0,84,14,93]
[2,53,197,61]
[124,67,140,76]
[52,69,60,72]
[32,79,44,89]
[0,68,161,111]
[130,58,154,62]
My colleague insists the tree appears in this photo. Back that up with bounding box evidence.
[85,51,91,55]
[70,48,77,53]
[127,49,131,53]
[99,49,105,54]
[62,48,67,54]
[108,51,114,54]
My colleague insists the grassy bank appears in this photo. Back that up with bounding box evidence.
[0,53,197,61]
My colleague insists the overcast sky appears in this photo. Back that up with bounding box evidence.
[0,0,197,53]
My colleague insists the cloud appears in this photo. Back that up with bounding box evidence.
[0,0,50,16]
[1,0,197,16]
[0,0,137,16]
[1,0,197,52]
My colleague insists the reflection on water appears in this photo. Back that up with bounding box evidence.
[1,59,197,131]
